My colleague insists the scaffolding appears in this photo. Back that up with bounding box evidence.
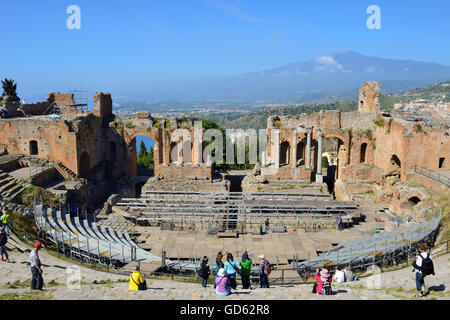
[116,191,359,232]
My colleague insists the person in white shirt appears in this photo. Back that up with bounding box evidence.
[413,243,434,297]
[333,267,346,284]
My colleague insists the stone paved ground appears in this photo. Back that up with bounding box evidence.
[0,237,448,300]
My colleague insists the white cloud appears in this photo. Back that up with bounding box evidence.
[314,56,345,73]
[365,65,384,72]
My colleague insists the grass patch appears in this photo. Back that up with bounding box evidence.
[0,290,54,300]
[21,185,60,209]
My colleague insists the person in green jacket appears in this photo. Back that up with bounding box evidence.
[240,251,252,289]
[1,212,10,236]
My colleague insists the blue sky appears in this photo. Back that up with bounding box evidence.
[1,0,449,100]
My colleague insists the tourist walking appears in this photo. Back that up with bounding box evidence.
[1,211,10,235]
[214,252,224,289]
[264,219,270,234]
[198,256,210,287]
[215,268,231,296]
[30,241,44,290]
[129,265,147,290]
[240,251,252,289]
[224,253,240,290]
[337,215,343,231]
[258,254,271,288]
[0,226,9,263]
[412,243,435,297]
[314,268,333,295]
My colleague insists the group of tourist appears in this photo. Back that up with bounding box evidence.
[17,237,435,298]
[126,250,272,295]
[312,266,355,295]
[211,251,271,296]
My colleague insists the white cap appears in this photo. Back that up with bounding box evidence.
[217,268,226,277]
[258,254,265,259]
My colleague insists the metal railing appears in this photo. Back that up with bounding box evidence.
[415,166,450,187]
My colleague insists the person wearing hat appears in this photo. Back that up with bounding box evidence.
[129,265,147,290]
[258,254,270,288]
[314,268,333,295]
[198,256,210,287]
[30,241,44,290]
[215,268,231,296]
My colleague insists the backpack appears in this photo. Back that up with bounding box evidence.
[264,260,271,275]
[418,253,434,276]
[197,264,209,278]
[322,280,332,295]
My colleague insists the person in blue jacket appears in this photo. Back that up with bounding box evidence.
[224,253,240,290]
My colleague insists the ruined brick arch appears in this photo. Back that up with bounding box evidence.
[360,141,369,163]
[390,154,401,169]
[169,141,177,163]
[399,192,423,210]
[280,141,290,165]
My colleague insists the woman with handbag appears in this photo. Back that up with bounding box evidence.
[215,268,231,296]
[129,265,147,291]
[224,253,240,290]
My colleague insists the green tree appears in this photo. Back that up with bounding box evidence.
[1,78,20,103]
[138,140,147,159]
[322,156,329,169]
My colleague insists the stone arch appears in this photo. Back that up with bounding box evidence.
[360,143,368,163]
[169,141,178,163]
[182,139,193,163]
[391,155,401,168]
[29,140,38,155]
[296,140,306,165]
[389,154,401,177]
[280,141,290,166]
[439,157,446,169]
[322,134,346,180]
[79,151,91,179]
[400,194,423,210]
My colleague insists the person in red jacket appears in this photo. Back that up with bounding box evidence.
[314,268,333,295]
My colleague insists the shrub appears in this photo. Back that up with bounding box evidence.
[374,119,385,128]
[273,120,282,128]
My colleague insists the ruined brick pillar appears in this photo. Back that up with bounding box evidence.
[93,92,113,117]
[274,129,280,169]
[358,81,381,113]
[316,130,323,182]
[193,121,203,165]
[305,129,311,170]
[291,129,297,168]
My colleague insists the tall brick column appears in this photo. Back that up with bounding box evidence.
[291,129,297,168]
[274,129,280,169]
[306,129,311,170]
[316,130,323,182]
